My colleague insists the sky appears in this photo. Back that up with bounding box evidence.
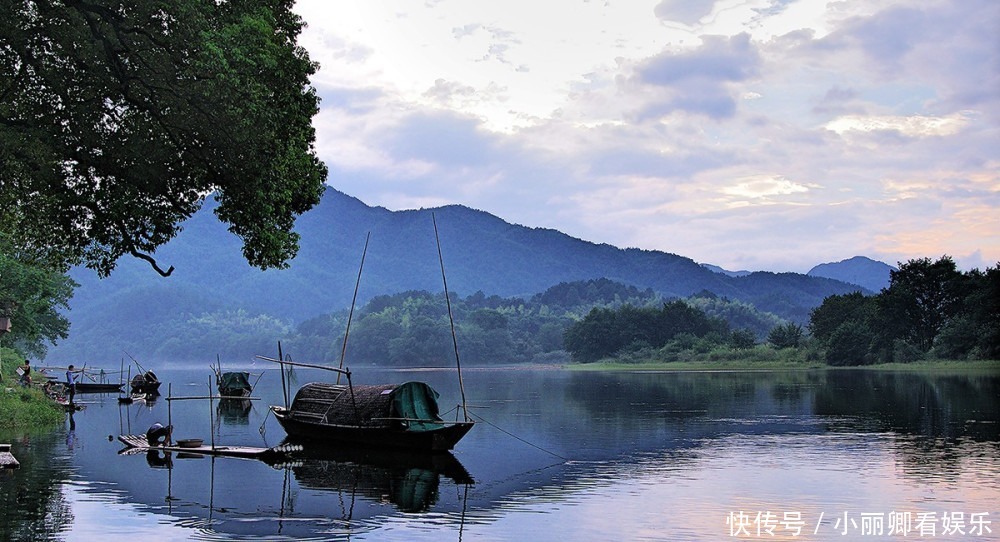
[290,0,999,273]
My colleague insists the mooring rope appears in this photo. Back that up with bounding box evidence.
[470,412,569,461]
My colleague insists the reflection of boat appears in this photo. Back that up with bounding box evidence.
[282,443,473,513]
[216,398,252,425]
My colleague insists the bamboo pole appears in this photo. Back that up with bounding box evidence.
[338,232,369,384]
[433,213,470,421]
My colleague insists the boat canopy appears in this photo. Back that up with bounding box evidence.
[288,381,444,432]
[219,371,252,393]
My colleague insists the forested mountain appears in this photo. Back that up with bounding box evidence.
[47,188,864,362]
[808,256,895,292]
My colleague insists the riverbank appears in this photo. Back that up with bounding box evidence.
[0,348,64,429]
[566,358,1000,373]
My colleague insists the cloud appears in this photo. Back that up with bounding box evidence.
[293,0,999,273]
[630,34,761,120]
[825,112,972,138]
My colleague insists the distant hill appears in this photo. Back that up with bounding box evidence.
[48,188,865,361]
[808,256,895,292]
[700,264,752,277]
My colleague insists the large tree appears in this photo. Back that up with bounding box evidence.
[0,0,327,277]
[0,233,75,357]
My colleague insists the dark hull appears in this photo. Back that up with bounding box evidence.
[74,382,124,393]
[130,381,161,395]
[271,406,474,452]
[218,387,251,398]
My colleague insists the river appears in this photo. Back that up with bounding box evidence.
[1,365,997,541]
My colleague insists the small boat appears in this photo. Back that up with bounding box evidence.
[262,220,474,453]
[212,356,262,399]
[215,370,253,398]
[74,381,124,393]
[266,374,474,452]
[130,370,161,396]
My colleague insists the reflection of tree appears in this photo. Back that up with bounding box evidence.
[0,429,73,539]
[814,371,1000,441]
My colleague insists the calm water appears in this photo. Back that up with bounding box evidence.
[1,366,998,541]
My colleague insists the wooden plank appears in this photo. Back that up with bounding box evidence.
[117,434,301,461]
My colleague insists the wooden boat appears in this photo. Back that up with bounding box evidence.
[262,220,474,453]
[216,371,252,398]
[118,434,300,461]
[74,381,124,393]
[267,375,474,452]
[129,370,161,396]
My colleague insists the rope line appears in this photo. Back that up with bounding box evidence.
[471,412,569,461]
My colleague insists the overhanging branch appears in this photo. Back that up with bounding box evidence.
[129,250,174,277]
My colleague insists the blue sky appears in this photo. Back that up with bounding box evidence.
[292,0,998,272]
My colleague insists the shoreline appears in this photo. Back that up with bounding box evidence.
[563,359,1000,373]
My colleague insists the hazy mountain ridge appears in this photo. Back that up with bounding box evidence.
[807,256,896,292]
[50,188,869,360]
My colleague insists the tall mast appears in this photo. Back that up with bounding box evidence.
[338,232,370,384]
[433,213,469,421]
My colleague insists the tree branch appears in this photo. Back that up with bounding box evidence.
[129,250,174,277]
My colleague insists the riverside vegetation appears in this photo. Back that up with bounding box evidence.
[0,348,63,429]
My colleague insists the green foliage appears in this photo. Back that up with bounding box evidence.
[824,321,874,366]
[768,323,804,349]
[0,348,63,428]
[563,301,728,362]
[810,256,999,365]
[730,329,757,349]
[0,234,76,357]
[1,0,327,277]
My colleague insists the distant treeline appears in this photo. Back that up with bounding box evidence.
[82,277,779,365]
[810,256,999,364]
[563,256,999,365]
[287,278,783,366]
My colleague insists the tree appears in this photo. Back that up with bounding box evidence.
[808,292,873,345]
[767,323,803,349]
[885,257,964,351]
[0,234,76,357]
[1,0,327,277]
[730,328,756,349]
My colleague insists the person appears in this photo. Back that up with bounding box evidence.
[66,365,78,405]
[146,422,173,446]
[19,359,31,386]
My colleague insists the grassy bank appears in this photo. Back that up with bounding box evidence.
[0,348,64,429]
[566,343,999,373]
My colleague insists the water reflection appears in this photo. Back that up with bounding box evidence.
[284,444,473,511]
[0,367,997,541]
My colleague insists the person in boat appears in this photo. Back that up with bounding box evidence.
[65,365,78,405]
[146,423,173,446]
[19,359,31,386]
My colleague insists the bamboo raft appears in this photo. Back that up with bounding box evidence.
[0,444,19,469]
[118,434,301,461]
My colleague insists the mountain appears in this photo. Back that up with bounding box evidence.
[700,264,752,277]
[48,188,865,361]
[808,256,896,292]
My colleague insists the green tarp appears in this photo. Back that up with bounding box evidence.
[391,382,442,432]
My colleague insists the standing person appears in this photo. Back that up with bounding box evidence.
[66,364,78,406]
